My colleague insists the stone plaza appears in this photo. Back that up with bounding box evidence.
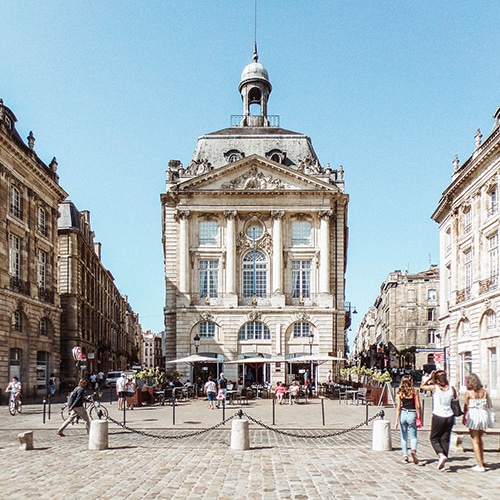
[0,396,499,499]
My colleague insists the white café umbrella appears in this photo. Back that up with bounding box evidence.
[165,354,221,364]
[288,354,345,364]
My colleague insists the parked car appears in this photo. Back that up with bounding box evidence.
[104,371,122,388]
[105,370,136,388]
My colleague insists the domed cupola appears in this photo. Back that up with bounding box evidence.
[238,44,272,127]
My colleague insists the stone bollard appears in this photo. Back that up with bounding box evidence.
[89,419,108,450]
[18,431,34,451]
[231,418,250,450]
[372,419,392,451]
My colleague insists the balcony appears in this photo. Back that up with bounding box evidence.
[479,275,498,295]
[9,276,30,296]
[455,287,471,304]
[38,287,55,304]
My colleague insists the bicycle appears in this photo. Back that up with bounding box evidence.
[7,391,22,416]
[60,391,108,423]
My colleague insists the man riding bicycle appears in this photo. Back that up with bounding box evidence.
[5,376,22,402]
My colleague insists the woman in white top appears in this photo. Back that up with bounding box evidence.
[420,370,456,470]
[462,373,492,472]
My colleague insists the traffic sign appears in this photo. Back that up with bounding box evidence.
[72,346,82,361]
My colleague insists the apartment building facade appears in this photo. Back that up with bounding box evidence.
[432,107,500,395]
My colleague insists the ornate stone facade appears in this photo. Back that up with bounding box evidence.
[161,49,349,384]
[432,107,500,395]
[0,99,67,396]
[352,267,440,371]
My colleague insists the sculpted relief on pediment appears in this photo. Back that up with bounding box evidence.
[221,166,290,190]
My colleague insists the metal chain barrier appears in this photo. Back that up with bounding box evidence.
[105,409,384,441]
[105,413,237,439]
[240,409,385,439]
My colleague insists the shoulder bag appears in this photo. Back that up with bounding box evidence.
[451,387,463,417]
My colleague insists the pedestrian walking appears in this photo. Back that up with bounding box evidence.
[462,373,493,472]
[57,378,90,436]
[395,374,421,464]
[204,376,217,410]
[48,373,56,396]
[116,372,127,410]
[216,373,227,409]
[126,377,136,410]
[420,370,456,470]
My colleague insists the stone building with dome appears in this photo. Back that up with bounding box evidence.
[161,47,350,385]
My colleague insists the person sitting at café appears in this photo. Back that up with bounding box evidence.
[227,380,234,391]
[288,380,300,405]
[274,381,286,404]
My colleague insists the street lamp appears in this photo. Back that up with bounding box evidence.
[193,334,201,354]
[308,332,314,355]
[308,332,314,391]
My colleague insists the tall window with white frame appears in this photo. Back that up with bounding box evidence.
[459,351,472,388]
[291,260,311,301]
[10,186,21,219]
[9,234,21,279]
[464,207,472,234]
[198,260,218,298]
[37,250,47,290]
[242,251,268,299]
[489,186,498,216]
[489,348,497,392]
[428,329,436,344]
[38,207,47,236]
[464,249,472,297]
[488,233,498,286]
[199,221,218,246]
[487,310,496,330]
[291,220,311,246]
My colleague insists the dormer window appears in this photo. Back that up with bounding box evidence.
[224,149,244,163]
[265,149,286,165]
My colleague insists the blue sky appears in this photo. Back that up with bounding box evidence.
[2,2,499,346]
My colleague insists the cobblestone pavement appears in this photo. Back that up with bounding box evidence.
[0,396,499,499]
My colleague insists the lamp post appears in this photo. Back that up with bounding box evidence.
[308,332,314,391]
[193,334,201,398]
[193,334,201,354]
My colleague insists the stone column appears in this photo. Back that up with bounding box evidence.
[176,210,191,294]
[271,210,284,294]
[318,210,333,294]
[224,210,237,295]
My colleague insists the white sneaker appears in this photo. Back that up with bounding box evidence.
[471,465,485,472]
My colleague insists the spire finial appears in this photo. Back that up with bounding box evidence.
[253,0,258,62]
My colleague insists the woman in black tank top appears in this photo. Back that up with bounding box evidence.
[395,374,422,464]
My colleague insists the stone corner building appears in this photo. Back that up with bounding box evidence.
[352,266,440,371]
[0,99,67,396]
[58,200,141,384]
[432,107,500,395]
[161,48,349,383]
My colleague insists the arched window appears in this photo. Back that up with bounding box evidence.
[242,250,268,298]
[12,310,21,331]
[39,318,48,336]
[199,321,216,338]
[238,321,271,341]
[293,322,311,338]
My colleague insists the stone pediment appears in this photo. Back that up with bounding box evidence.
[172,155,339,193]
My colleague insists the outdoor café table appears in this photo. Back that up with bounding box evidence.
[226,390,237,404]
[251,384,264,399]
[345,389,358,404]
